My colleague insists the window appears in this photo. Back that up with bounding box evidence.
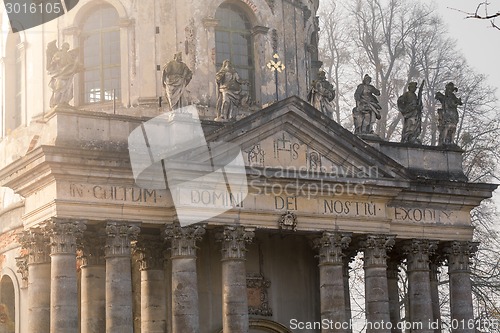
[215,3,254,97]
[81,6,121,104]
[0,275,15,331]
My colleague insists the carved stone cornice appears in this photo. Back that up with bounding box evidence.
[442,241,479,273]
[105,222,140,258]
[135,237,166,270]
[359,235,395,268]
[314,232,351,265]
[403,239,438,272]
[164,222,205,258]
[217,226,254,260]
[18,229,50,265]
[79,230,106,267]
[44,219,86,255]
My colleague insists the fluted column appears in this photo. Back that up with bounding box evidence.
[429,255,443,333]
[45,219,86,333]
[218,226,254,333]
[386,258,401,333]
[314,232,352,333]
[136,237,167,333]
[19,229,51,333]
[164,222,205,333]
[80,229,106,333]
[403,240,437,333]
[360,235,395,333]
[105,222,140,333]
[443,241,478,333]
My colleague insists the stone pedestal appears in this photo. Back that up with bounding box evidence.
[21,230,51,333]
[45,219,85,333]
[105,223,140,333]
[136,238,167,333]
[444,241,478,333]
[387,259,401,333]
[315,232,351,333]
[80,231,106,333]
[404,240,437,333]
[361,235,395,333]
[218,226,254,333]
[164,222,205,333]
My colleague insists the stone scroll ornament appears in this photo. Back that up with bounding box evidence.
[4,1,79,33]
[435,82,463,146]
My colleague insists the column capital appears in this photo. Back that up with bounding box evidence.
[80,229,106,267]
[135,237,166,270]
[18,229,50,264]
[314,232,351,265]
[443,241,478,273]
[15,254,28,288]
[164,222,205,258]
[44,218,86,255]
[359,235,395,267]
[105,222,140,258]
[403,239,438,272]
[217,226,254,260]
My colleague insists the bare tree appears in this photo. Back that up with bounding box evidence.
[451,2,500,30]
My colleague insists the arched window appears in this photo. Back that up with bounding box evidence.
[81,5,121,104]
[0,275,15,331]
[5,33,23,133]
[215,3,254,98]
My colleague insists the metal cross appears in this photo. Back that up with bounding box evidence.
[266,54,285,101]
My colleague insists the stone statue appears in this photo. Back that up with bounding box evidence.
[162,52,193,111]
[215,60,248,121]
[307,70,335,118]
[353,74,382,134]
[435,82,462,146]
[398,81,424,144]
[46,40,82,108]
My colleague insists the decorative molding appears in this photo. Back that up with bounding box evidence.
[44,219,86,255]
[278,211,297,232]
[105,222,140,258]
[202,17,219,28]
[443,241,478,273]
[18,229,50,265]
[314,232,351,265]
[164,221,205,258]
[15,253,28,288]
[247,274,272,316]
[217,226,254,260]
[359,235,395,267]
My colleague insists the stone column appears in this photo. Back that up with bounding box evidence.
[19,229,51,333]
[136,237,167,333]
[218,226,254,333]
[360,235,395,333]
[164,222,206,333]
[80,230,106,333]
[403,240,437,333]
[343,254,355,333]
[45,219,85,333]
[314,232,352,333]
[429,255,443,333]
[443,241,478,333]
[386,258,401,333]
[105,222,140,333]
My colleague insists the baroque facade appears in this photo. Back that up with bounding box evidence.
[0,1,496,333]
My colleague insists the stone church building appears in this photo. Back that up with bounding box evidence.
[0,0,496,332]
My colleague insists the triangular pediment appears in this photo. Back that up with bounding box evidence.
[206,96,410,181]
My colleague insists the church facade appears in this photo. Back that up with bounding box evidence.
[0,1,496,333]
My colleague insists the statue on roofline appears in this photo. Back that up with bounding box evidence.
[162,52,193,111]
[307,70,335,119]
[353,74,381,135]
[435,82,462,146]
[398,81,425,144]
[215,60,249,121]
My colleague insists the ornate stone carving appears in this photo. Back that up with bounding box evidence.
[247,274,272,316]
[18,229,50,265]
[79,230,106,267]
[278,211,297,231]
[135,237,166,271]
[164,222,205,258]
[359,235,395,267]
[443,241,478,272]
[105,223,140,257]
[15,253,28,288]
[403,239,438,271]
[314,232,351,265]
[217,226,254,260]
[44,219,86,255]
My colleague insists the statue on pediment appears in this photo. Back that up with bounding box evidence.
[353,74,381,134]
[46,40,82,108]
[435,82,462,146]
[162,52,193,111]
[307,70,335,118]
[215,60,249,121]
[398,81,424,144]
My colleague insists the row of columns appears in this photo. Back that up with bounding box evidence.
[17,219,478,333]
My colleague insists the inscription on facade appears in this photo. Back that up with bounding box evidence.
[69,184,158,203]
[394,207,435,222]
[323,199,378,216]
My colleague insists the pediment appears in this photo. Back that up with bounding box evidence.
[206,96,410,181]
